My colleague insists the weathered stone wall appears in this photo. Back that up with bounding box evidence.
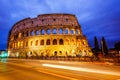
[8,14,92,57]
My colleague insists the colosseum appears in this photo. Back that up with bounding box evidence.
[7,13,92,58]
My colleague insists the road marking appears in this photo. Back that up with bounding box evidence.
[42,63,120,76]
[37,69,78,80]
[5,61,78,80]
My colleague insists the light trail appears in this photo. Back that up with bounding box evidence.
[37,70,78,80]
[42,64,120,76]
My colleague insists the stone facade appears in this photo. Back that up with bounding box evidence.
[7,13,92,57]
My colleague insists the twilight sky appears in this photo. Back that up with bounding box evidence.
[0,0,120,50]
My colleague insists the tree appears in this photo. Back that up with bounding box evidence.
[94,36,100,52]
[115,41,120,53]
[101,37,108,56]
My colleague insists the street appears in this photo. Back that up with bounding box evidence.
[0,58,120,80]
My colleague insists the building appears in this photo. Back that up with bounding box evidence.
[7,13,92,58]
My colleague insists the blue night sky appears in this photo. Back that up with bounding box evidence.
[0,0,120,50]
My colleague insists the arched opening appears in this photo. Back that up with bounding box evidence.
[59,51,62,55]
[72,39,75,45]
[18,33,22,38]
[66,39,69,45]
[59,39,64,45]
[54,51,57,56]
[41,29,45,35]
[59,28,63,34]
[46,39,50,45]
[53,39,57,45]
[36,30,39,35]
[31,30,34,36]
[22,32,24,37]
[65,29,68,34]
[18,41,20,48]
[31,41,33,46]
[76,30,78,35]
[47,29,51,34]
[78,39,81,45]
[53,28,57,34]
[15,33,18,39]
[35,40,38,46]
[26,31,29,36]
[40,40,44,45]
[70,30,74,34]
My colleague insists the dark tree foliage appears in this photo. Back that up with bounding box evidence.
[115,41,120,52]
[101,37,108,56]
[94,36,100,56]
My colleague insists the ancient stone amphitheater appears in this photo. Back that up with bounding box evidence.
[7,13,92,58]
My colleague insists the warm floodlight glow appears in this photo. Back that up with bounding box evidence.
[42,64,120,76]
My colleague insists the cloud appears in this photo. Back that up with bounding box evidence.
[0,0,120,49]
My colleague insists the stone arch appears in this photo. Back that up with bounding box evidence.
[59,51,62,55]
[31,30,34,36]
[18,32,22,38]
[30,41,33,46]
[72,39,75,45]
[41,29,45,35]
[47,28,51,34]
[76,29,78,35]
[53,28,57,34]
[46,39,50,45]
[36,30,39,35]
[77,29,81,35]
[66,39,70,45]
[65,29,68,34]
[22,32,24,37]
[78,39,81,45]
[59,39,64,45]
[35,40,38,46]
[53,39,57,45]
[70,29,74,35]
[59,28,63,34]
[40,39,44,45]
[26,31,29,36]
[54,51,57,56]
[26,41,28,47]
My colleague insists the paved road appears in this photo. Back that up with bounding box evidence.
[0,58,120,80]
